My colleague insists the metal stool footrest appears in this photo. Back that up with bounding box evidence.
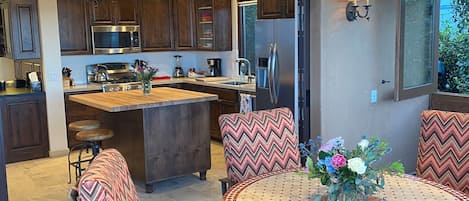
[67,142,98,184]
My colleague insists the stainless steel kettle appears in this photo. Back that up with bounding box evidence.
[94,65,109,82]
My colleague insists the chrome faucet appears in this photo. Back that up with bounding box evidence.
[234,58,254,83]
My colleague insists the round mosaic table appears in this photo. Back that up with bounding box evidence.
[223,169,469,201]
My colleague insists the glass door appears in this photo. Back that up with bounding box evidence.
[196,0,213,49]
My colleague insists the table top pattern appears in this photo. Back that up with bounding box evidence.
[224,169,469,201]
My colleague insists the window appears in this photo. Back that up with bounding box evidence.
[238,1,257,75]
[395,0,440,101]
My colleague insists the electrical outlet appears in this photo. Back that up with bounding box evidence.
[370,89,378,103]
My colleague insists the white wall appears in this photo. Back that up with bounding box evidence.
[0,58,14,80]
[312,0,429,172]
[61,51,233,84]
[37,0,68,156]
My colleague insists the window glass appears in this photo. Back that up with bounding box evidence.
[238,2,257,75]
[395,0,439,100]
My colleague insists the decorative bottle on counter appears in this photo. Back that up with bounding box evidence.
[142,80,151,96]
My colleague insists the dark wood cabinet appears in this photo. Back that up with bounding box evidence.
[64,90,102,148]
[0,0,40,59]
[173,0,195,49]
[0,113,7,201]
[57,0,90,55]
[0,93,49,163]
[90,0,138,25]
[179,84,239,140]
[141,0,194,51]
[194,0,231,51]
[141,0,172,50]
[258,0,294,19]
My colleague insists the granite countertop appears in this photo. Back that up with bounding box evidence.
[63,77,256,93]
[69,87,218,112]
[0,87,41,96]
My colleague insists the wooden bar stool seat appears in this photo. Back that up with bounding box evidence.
[68,120,100,132]
[75,128,113,143]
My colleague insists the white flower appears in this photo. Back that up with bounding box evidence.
[348,157,367,174]
[358,139,369,151]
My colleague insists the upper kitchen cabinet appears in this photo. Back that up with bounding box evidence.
[141,0,195,51]
[196,0,231,51]
[257,0,294,19]
[90,0,138,25]
[0,0,40,59]
[174,0,195,49]
[195,0,231,51]
[57,0,90,55]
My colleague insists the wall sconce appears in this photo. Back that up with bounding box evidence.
[346,0,371,21]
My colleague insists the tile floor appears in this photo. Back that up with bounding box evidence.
[6,141,226,201]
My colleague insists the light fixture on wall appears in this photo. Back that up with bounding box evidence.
[346,0,371,21]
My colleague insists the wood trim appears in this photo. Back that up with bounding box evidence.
[430,92,469,113]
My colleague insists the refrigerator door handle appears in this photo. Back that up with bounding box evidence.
[267,43,275,104]
[272,42,279,104]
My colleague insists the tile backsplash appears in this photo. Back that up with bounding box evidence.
[61,51,235,85]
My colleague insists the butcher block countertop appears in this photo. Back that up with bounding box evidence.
[69,87,218,112]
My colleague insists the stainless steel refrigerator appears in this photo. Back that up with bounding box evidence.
[255,18,295,113]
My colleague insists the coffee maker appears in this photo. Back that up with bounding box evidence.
[207,58,221,77]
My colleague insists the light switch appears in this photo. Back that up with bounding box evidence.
[370,89,378,103]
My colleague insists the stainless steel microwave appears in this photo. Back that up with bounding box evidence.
[91,25,141,54]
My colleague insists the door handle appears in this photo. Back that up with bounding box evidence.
[271,43,279,104]
[267,43,275,104]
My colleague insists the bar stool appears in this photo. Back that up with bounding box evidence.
[67,120,100,183]
[68,127,113,183]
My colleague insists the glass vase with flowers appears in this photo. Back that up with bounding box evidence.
[299,136,405,201]
[134,60,158,95]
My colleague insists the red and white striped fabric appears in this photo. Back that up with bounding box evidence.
[78,148,139,201]
[218,107,300,184]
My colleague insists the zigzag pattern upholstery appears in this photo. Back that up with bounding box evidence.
[417,110,469,194]
[218,107,300,184]
[78,148,139,201]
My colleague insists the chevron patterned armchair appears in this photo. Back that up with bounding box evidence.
[77,148,139,201]
[416,110,469,194]
[218,107,300,195]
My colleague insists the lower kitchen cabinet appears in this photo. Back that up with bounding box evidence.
[0,92,49,163]
[179,84,239,140]
[64,90,102,148]
[0,114,7,201]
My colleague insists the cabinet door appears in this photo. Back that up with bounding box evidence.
[258,0,294,19]
[141,0,173,51]
[258,0,283,19]
[285,0,294,18]
[213,0,231,50]
[9,0,40,59]
[114,0,138,25]
[90,0,113,25]
[209,100,221,140]
[0,113,7,201]
[57,0,90,55]
[174,0,195,49]
[1,94,49,163]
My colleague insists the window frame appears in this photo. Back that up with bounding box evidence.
[394,0,440,101]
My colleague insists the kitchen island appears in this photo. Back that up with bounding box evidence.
[69,87,218,193]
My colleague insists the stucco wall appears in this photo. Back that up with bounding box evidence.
[312,0,429,172]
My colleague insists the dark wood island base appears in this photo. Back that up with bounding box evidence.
[100,102,211,193]
[69,87,217,193]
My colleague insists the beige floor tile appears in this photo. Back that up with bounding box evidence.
[6,141,226,201]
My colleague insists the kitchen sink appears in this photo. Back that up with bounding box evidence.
[221,81,249,86]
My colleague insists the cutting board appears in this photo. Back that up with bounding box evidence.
[195,77,230,82]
